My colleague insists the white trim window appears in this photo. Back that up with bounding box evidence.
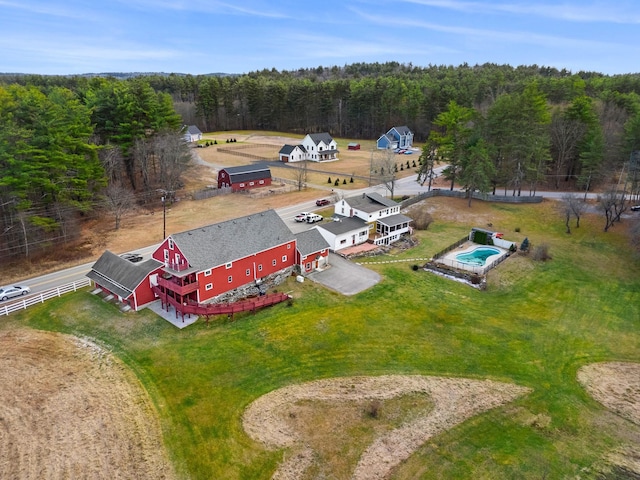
[204,269,212,276]
[282,255,287,262]
[205,283,213,291]
[258,264,263,272]
[227,275,232,283]
[168,238,174,249]
[272,259,277,266]
[225,262,232,269]
[246,268,251,276]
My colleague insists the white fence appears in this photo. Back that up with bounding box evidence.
[0,278,91,316]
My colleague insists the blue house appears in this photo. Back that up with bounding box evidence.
[376,126,414,150]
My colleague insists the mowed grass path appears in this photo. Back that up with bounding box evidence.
[7,199,640,479]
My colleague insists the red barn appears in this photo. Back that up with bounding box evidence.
[151,209,296,305]
[87,251,163,311]
[218,163,272,191]
[347,142,361,150]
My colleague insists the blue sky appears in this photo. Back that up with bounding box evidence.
[1,0,639,76]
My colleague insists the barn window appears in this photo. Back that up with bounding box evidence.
[225,262,232,269]
[305,262,311,270]
[259,180,264,184]
[227,276,232,283]
[205,283,213,291]
[249,181,254,186]
[272,259,276,266]
[258,264,263,271]
[168,238,174,249]
[246,269,250,276]
[282,255,287,262]
[340,239,347,244]
[239,183,245,187]
[204,269,211,276]
[287,243,291,249]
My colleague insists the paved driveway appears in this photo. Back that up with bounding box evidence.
[307,253,381,295]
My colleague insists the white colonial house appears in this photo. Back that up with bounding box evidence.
[279,132,339,163]
[333,193,413,246]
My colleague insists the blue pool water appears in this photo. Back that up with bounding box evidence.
[455,247,501,266]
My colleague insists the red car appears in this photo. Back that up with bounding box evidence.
[316,199,330,206]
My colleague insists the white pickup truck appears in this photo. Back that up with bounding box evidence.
[306,213,323,224]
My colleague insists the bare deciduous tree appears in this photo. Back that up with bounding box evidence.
[293,161,308,191]
[370,148,398,198]
[104,183,135,230]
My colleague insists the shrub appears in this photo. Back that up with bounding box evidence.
[470,274,482,284]
[343,179,347,184]
[327,177,332,184]
[520,237,530,252]
[411,264,420,271]
[411,210,434,230]
[350,177,354,183]
[334,179,340,186]
[532,243,552,261]
[515,227,521,232]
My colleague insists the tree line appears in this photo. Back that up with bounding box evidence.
[0,78,189,260]
[2,62,640,260]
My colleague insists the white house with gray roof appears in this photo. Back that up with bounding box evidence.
[314,216,371,252]
[279,133,339,163]
[332,193,413,246]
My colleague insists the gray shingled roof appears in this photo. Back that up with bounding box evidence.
[317,216,368,235]
[186,125,202,135]
[391,125,412,135]
[279,144,306,155]
[87,251,162,298]
[221,163,271,183]
[345,192,399,213]
[307,132,334,145]
[295,229,330,256]
[170,209,295,271]
[376,213,413,227]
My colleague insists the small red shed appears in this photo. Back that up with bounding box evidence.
[347,142,361,150]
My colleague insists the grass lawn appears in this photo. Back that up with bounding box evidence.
[5,199,640,479]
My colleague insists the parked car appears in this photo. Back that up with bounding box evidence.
[0,285,31,301]
[631,205,640,211]
[121,253,143,263]
[316,199,330,206]
[294,212,310,222]
[306,213,323,224]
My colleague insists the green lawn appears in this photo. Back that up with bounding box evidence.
[6,200,640,479]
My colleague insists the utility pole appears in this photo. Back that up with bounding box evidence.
[162,195,166,239]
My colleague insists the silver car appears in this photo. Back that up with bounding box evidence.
[0,285,31,301]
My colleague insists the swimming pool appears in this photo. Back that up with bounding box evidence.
[455,246,502,266]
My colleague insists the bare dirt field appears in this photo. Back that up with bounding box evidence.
[243,375,531,480]
[0,328,177,480]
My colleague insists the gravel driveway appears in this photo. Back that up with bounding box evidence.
[307,253,380,295]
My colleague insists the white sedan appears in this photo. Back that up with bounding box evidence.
[0,285,31,301]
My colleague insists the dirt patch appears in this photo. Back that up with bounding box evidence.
[0,328,177,480]
[578,362,640,426]
[578,362,640,477]
[243,375,530,479]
